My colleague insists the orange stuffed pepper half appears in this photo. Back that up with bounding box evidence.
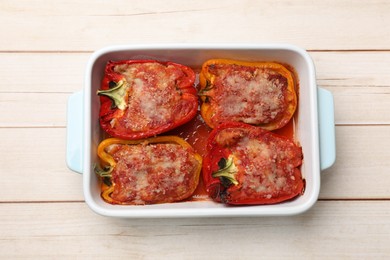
[199,59,297,130]
[95,136,202,205]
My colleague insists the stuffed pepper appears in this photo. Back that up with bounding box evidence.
[202,122,304,205]
[199,59,297,130]
[97,60,198,140]
[95,136,202,205]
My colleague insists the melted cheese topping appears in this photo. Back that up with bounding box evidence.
[215,127,302,200]
[113,63,192,132]
[235,136,299,197]
[107,143,199,204]
[207,64,288,125]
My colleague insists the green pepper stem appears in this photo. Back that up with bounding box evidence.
[94,164,113,178]
[198,80,214,96]
[97,80,128,110]
[212,155,238,186]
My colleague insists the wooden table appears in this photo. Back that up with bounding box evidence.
[1,0,390,258]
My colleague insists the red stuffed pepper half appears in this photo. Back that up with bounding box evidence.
[97,60,198,140]
[203,122,304,205]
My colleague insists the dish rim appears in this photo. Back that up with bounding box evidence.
[82,43,321,218]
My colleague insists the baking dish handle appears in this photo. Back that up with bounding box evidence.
[317,87,336,171]
[66,90,84,174]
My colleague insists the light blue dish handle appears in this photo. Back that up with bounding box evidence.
[317,87,336,171]
[66,91,84,174]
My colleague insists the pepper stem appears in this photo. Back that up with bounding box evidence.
[94,164,113,178]
[97,80,128,110]
[212,155,239,186]
[198,80,213,96]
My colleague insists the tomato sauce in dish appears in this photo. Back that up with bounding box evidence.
[167,114,212,200]
[167,112,297,202]
[166,65,298,202]
[96,62,300,204]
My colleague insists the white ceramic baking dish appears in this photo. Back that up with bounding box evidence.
[66,44,335,218]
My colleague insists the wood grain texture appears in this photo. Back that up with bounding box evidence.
[311,52,390,87]
[0,93,67,127]
[0,201,389,258]
[1,0,390,258]
[320,125,390,199]
[0,128,83,202]
[2,51,390,93]
[0,53,89,93]
[1,0,390,51]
